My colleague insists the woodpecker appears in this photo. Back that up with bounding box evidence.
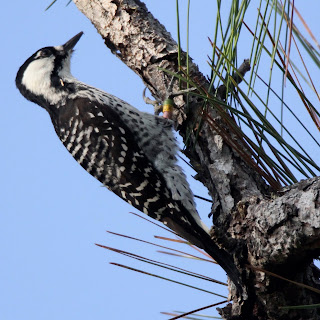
[16,32,242,292]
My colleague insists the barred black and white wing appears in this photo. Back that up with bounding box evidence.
[57,97,188,222]
[68,88,205,229]
[54,97,242,291]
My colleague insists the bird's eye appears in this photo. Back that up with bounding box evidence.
[37,49,51,58]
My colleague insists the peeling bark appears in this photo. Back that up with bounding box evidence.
[225,177,320,319]
[73,0,320,318]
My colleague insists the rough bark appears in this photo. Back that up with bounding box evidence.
[223,176,320,319]
[73,0,320,318]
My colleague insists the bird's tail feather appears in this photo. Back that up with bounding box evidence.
[201,234,243,294]
[163,216,242,293]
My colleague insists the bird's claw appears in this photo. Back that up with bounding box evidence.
[142,88,162,115]
[143,74,196,119]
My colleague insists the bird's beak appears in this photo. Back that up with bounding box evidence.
[62,32,84,53]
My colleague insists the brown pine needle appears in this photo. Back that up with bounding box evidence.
[244,16,320,133]
[293,6,320,50]
[166,300,228,320]
[247,264,320,295]
[276,3,320,126]
[106,230,217,263]
[110,262,227,298]
[130,212,220,261]
[157,250,217,263]
[129,212,178,235]
[154,236,189,243]
[154,236,214,260]
[284,0,295,85]
[96,244,225,285]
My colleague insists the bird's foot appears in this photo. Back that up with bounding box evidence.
[143,75,196,120]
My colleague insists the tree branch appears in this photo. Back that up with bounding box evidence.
[73,1,320,318]
[73,0,269,219]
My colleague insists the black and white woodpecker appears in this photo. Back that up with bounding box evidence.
[16,32,242,292]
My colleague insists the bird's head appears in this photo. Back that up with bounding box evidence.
[16,32,83,108]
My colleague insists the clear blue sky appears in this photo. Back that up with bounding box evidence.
[2,1,320,320]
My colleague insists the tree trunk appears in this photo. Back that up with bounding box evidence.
[73,0,320,318]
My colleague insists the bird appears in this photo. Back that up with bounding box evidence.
[16,32,242,292]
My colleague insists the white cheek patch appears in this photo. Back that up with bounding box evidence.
[22,57,54,97]
[21,54,75,105]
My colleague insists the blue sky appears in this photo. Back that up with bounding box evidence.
[2,1,320,320]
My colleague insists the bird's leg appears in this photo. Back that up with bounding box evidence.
[143,74,196,120]
[142,88,174,119]
[142,88,163,115]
